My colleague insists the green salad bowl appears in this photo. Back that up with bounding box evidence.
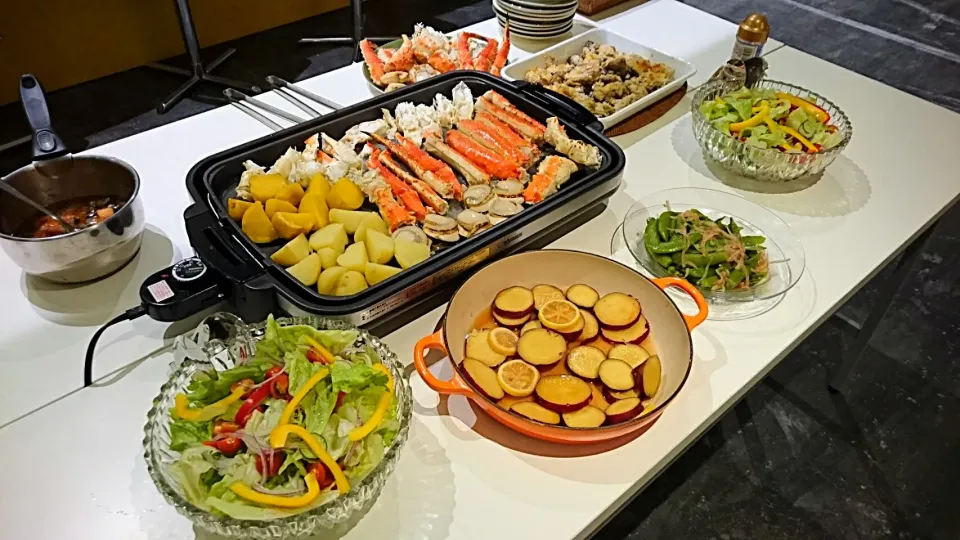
[691,79,853,182]
[143,315,412,538]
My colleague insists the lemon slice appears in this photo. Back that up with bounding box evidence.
[537,299,582,333]
[488,327,518,356]
[497,360,540,397]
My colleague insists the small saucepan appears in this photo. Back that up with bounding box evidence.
[0,75,144,283]
[413,250,707,444]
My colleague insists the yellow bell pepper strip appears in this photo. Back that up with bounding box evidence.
[277,367,329,427]
[348,364,394,442]
[174,387,245,422]
[304,336,336,364]
[270,424,350,494]
[779,125,819,153]
[775,92,830,123]
[729,102,769,132]
[230,470,321,508]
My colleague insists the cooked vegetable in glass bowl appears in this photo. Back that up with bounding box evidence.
[692,80,851,182]
[622,188,805,320]
[143,315,411,538]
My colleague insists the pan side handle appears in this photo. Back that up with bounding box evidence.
[20,75,68,160]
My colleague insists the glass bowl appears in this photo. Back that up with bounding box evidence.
[691,79,853,182]
[622,188,805,320]
[143,316,412,539]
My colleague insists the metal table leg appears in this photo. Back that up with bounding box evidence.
[150,0,260,114]
[828,222,938,392]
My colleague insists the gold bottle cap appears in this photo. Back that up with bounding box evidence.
[738,13,770,43]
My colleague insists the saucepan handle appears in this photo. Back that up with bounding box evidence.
[413,330,474,397]
[20,74,69,161]
[511,80,604,133]
[653,277,709,331]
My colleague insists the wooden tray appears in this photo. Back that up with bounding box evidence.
[578,0,641,16]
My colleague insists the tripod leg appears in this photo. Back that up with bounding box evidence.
[148,63,192,77]
[205,48,236,73]
[157,75,201,114]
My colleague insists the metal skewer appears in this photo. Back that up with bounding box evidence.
[266,76,343,111]
[229,100,284,132]
[223,88,307,124]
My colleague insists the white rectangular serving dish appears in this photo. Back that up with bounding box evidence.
[502,28,697,129]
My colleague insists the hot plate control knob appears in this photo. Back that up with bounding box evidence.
[172,257,207,282]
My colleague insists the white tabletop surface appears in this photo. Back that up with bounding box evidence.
[0,0,779,429]
[2,40,959,540]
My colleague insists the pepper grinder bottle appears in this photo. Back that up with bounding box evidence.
[731,13,770,61]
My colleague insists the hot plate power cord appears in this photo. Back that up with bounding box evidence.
[84,305,147,387]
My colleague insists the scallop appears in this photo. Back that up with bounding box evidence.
[490,198,523,218]
[422,215,460,243]
[493,180,523,197]
[464,184,494,212]
[456,209,491,237]
[392,225,431,247]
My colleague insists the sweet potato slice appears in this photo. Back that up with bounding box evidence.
[465,329,506,367]
[602,387,640,404]
[600,315,649,344]
[598,359,635,391]
[593,292,641,328]
[494,286,535,316]
[517,328,567,366]
[566,284,599,309]
[578,311,599,341]
[566,346,606,380]
[562,406,606,428]
[511,401,561,425]
[607,344,651,369]
[604,397,643,424]
[535,375,592,413]
[589,382,611,412]
[532,284,565,310]
[642,355,662,398]
[520,320,542,335]
[557,314,585,341]
[462,358,505,400]
[492,310,532,327]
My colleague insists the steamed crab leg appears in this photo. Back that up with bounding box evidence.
[446,130,526,180]
[474,111,541,163]
[458,118,528,167]
[370,133,464,201]
[383,35,416,73]
[424,135,491,186]
[366,145,428,220]
[456,33,474,70]
[372,186,417,230]
[378,150,450,214]
[475,90,546,142]
[490,22,510,76]
[360,40,385,85]
[460,32,498,72]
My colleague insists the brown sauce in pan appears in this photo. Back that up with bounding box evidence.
[467,306,658,413]
[17,196,124,238]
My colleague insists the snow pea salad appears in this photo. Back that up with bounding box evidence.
[699,87,843,152]
[644,209,769,291]
[166,315,399,520]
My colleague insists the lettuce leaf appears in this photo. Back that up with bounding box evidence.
[302,380,338,438]
[169,418,212,452]
[186,365,267,405]
[286,350,324,395]
[345,433,384,481]
[168,446,219,510]
[727,98,753,122]
[256,315,361,364]
[330,362,388,394]
[243,399,286,441]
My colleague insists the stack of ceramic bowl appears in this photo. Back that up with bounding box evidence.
[493,0,578,41]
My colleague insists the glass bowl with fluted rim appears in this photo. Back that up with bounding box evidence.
[622,188,805,320]
[143,315,412,539]
[691,79,852,182]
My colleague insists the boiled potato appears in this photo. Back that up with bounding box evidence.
[298,193,329,231]
[241,202,278,244]
[227,198,253,221]
[317,267,348,295]
[335,270,368,296]
[275,183,305,206]
[270,234,311,266]
[364,262,402,285]
[272,212,315,240]
[354,213,388,243]
[249,174,287,202]
[307,172,331,199]
[265,198,298,219]
[287,252,321,286]
[309,223,348,254]
[326,179,365,210]
[315,247,339,269]
[394,238,430,269]
[365,229,394,265]
[329,209,377,234]
[336,242,368,272]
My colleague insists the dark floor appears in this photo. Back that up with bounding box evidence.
[3,1,959,538]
